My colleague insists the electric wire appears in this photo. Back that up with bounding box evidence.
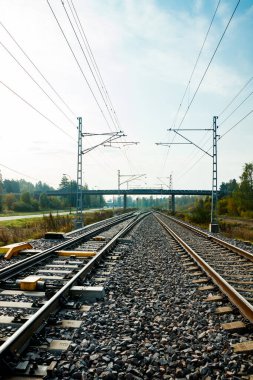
[219,76,253,117]
[65,0,132,171]
[47,0,113,133]
[69,0,122,130]
[168,74,253,182]
[0,39,75,128]
[175,107,253,184]
[175,82,253,179]
[0,79,75,141]
[176,0,241,131]
[219,89,253,126]
[164,0,242,183]
[0,21,76,117]
[0,162,39,181]
[162,0,221,172]
[170,0,221,131]
[219,109,253,140]
[65,0,134,173]
[62,0,118,132]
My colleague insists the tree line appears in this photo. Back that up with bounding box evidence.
[0,174,105,213]
[186,162,253,223]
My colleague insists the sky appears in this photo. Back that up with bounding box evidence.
[0,0,252,191]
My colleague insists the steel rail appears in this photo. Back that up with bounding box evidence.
[65,211,137,236]
[0,212,149,365]
[0,212,135,281]
[155,214,253,324]
[158,212,253,262]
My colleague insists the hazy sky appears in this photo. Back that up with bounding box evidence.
[0,0,252,190]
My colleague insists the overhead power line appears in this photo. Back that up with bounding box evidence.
[219,109,253,140]
[69,0,122,131]
[62,0,118,132]
[181,77,253,167]
[0,21,76,118]
[170,0,221,130]
[176,107,253,183]
[0,39,75,128]
[176,0,241,131]
[162,0,221,172]
[0,79,75,140]
[219,89,253,126]
[47,0,113,132]
[219,76,253,117]
[163,0,241,181]
[59,0,134,172]
[0,162,39,181]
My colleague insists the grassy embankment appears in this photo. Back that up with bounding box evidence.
[0,209,118,246]
[176,212,253,243]
[218,216,253,243]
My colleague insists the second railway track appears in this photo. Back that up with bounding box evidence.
[0,211,148,376]
[155,213,253,344]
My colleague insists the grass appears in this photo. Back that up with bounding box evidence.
[219,217,253,243]
[175,212,253,244]
[0,209,129,246]
[0,209,66,217]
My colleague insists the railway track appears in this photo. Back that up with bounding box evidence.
[155,212,253,349]
[0,211,148,376]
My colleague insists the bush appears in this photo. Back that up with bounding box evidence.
[240,211,253,219]
[13,201,33,212]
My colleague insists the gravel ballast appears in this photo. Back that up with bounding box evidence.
[25,215,253,378]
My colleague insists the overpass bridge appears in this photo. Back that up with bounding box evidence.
[44,188,214,212]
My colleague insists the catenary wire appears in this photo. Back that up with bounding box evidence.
[62,0,118,132]
[0,79,75,141]
[176,0,241,131]
[0,21,76,118]
[163,0,241,180]
[170,0,221,131]
[219,76,253,117]
[175,108,253,184]
[0,162,39,181]
[0,39,75,128]
[69,0,122,130]
[168,73,253,180]
[219,89,253,126]
[177,84,253,177]
[47,0,113,133]
[162,0,221,172]
[219,109,253,140]
[64,0,135,173]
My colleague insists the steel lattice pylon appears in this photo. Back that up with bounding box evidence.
[76,117,84,228]
[210,116,218,229]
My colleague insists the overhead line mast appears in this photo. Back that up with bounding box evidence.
[156,116,219,232]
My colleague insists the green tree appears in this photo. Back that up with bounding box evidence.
[58,175,70,190]
[4,193,17,210]
[21,192,32,205]
[237,163,253,212]
[189,197,211,223]
[3,179,20,193]
[219,179,238,198]
[39,193,50,209]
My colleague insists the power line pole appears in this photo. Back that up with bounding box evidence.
[156,116,219,232]
[210,116,218,232]
[168,173,173,213]
[76,117,84,229]
[75,126,126,227]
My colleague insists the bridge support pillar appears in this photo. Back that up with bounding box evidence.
[123,194,127,210]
